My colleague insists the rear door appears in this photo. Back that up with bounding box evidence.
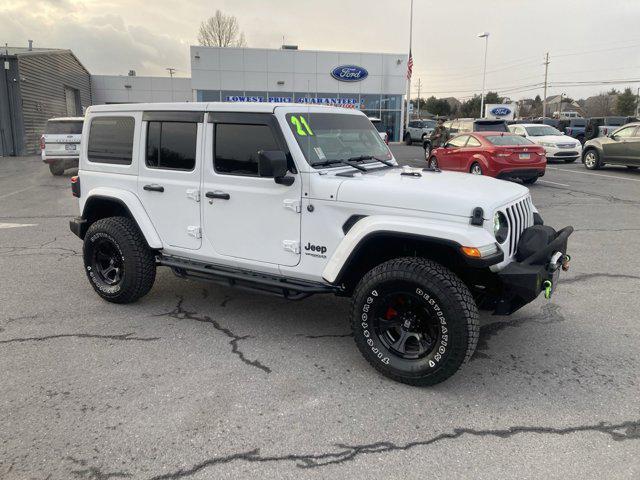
[137,112,204,250]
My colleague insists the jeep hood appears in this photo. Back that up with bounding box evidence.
[335,168,528,218]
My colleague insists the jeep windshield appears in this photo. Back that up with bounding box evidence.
[285,112,392,168]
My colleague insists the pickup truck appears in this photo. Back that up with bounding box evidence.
[585,116,639,142]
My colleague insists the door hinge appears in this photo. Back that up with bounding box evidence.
[187,226,202,239]
[282,240,300,254]
[186,189,201,202]
[283,199,301,213]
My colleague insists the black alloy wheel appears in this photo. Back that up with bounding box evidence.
[91,237,124,287]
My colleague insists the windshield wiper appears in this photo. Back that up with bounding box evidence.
[345,155,395,167]
[313,158,368,172]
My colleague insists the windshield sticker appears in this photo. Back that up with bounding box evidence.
[290,115,314,136]
[313,147,326,160]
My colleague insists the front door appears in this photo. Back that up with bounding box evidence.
[137,112,203,250]
[623,127,640,165]
[603,125,636,162]
[202,113,301,266]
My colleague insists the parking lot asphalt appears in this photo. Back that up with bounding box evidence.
[1,149,639,479]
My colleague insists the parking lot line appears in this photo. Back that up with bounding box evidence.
[0,223,37,229]
[547,167,640,183]
[0,185,36,200]
[538,180,571,187]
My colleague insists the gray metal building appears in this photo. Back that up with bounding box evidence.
[1,46,91,156]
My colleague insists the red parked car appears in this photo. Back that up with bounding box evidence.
[428,132,546,184]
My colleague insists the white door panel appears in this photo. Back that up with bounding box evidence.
[137,121,203,250]
[201,121,301,266]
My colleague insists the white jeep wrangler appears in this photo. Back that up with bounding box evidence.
[69,103,572,386]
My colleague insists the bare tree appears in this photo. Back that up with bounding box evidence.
[198,10,246,47]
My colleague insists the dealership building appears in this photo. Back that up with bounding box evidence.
[189,46,408,142]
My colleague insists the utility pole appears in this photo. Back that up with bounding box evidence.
[478,32,490,118]
[166,67,175,78]
[542,52,550,118]
[416,78,422,119]
[636,87,639,118]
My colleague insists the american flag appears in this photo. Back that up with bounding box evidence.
[407,50,413,80]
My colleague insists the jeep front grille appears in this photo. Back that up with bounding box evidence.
[504,196,534,258]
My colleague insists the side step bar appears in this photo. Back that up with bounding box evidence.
[157,256,341,300]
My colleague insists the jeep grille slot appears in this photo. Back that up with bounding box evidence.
[505,197,534,257]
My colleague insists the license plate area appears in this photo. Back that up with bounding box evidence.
[65,144,77,151]
[519,153,530,160]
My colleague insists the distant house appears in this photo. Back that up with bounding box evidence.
[545,95,585,117]
[0,45,91,156]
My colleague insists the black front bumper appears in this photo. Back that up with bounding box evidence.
[494,226,573,315]
[70,217,88,239]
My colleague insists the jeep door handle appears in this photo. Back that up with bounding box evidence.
[206,191,230,200]
[143,184,164,192]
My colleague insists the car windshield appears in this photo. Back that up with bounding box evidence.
[46,120,83,134]
[286,112,392,167]
[525,125,562,136]
[485,135,534,146]
[475,121,508,132]
[422,120,436,128]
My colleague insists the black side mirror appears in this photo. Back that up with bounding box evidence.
[258,150,294,186]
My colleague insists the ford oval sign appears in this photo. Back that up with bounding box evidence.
[331,65,368,82]
[490,107,512,116]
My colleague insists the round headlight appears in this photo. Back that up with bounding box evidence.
[493,212,508,243]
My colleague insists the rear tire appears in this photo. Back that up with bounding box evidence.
[83,216,156,304]
[522,177,538,185]
[49,163,65,176]
[350,257,479,386]
[404,133,412,145]
[583,149,601,170]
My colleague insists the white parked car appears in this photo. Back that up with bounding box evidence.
[69,102,572,386]
[41,117,84,175]
[404,119,436,145]
[509,123,582,163]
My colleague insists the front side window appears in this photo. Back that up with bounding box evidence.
[215,124,279,175]
[88,116,135,165]
[146,121,197,170]
[447,135,469,148]
[286,113,391,167]
[46,120,83,135]
[613,126,638,138]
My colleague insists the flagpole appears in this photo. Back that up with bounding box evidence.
[404,0,414,138]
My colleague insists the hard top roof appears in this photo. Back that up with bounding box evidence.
[87,102,366,115]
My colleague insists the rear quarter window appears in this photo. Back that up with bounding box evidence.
[87,116,135,165]
[46,121,83,135]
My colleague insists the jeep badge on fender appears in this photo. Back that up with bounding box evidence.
[69,102,572,387]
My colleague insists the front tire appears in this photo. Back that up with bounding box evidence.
[83,216,156,304]
[583,149,601,170]
[350,258,479,386]
[428,156,438,170]
[470,162,483,175]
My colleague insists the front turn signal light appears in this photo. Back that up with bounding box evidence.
[461,246,482,258]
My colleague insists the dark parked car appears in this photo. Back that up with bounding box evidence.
[444,118,509,134]
[584,116,639,141]
[563,118,588,144]
[582,122,640,170]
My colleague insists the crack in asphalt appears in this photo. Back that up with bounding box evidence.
[0,236,80,260]
[0,332,160,345]
[66,457,132,479]
[536,183,640,206]
[473,303,565,360]
[147,419,640,477]
[154,296,271,373]
[562,272,640,285]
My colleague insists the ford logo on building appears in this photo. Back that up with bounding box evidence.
[490,107,512,116]
[331,65,368,82]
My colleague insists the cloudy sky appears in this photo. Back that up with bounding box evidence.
[2,0,640,101]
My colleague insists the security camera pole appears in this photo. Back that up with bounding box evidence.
[478,32,489,118]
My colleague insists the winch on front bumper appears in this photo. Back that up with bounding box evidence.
[494,225,573,315]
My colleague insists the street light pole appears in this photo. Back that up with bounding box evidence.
[478,32,489,118]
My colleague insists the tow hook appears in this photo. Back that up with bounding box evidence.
[562,254,571,272]
[543,280,553,299]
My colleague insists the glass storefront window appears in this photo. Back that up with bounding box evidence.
[381,95,401,110]
[360,94,381,110]
[380,110,401,142]
[200,90,220,102]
